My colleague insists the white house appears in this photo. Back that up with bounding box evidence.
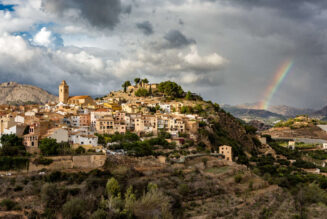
[323,143,327,150]
[70,133,98,147]
[14,115,25,124]
[3,124,26,137]
[159,103,171,113]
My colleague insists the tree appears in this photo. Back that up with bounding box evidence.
[124,186,136,216]
[39,138,59,156]
[185,91,193,100]
[149,85,152,96]
[134,78,141,85]
[180,106,193,114]
[135,88,149,97]
[0,134,25,156]
[141,78,149,84]
[122,81,131,93]
[158,81,184,98]
[75,146,86,155]
[106,177,120,197]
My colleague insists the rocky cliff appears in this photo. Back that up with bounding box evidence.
[0,82,57,104]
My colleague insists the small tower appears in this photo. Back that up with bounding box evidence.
[59,80,69,104]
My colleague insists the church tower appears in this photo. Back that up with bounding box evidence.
[59,80,69,104]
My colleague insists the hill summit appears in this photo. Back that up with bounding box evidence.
[0,82,57,105]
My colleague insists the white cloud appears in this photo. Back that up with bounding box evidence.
[0,33,117,95]
[33,27,52,46]
[112,44,227,85]
[0,33,36,62]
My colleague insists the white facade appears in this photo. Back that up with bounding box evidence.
[3,125,25,137]
[159,103,171,113]
[70,133,98,147]
[14,115,24,124]
[25,111,36,116]
[323,143,327,150]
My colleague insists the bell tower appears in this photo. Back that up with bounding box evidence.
[59,80,69,104]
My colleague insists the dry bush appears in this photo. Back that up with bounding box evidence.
[133,189,172,219]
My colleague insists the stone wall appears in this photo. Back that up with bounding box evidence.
[28,155,106,172]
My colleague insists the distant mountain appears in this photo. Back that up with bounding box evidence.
[267,105,315,117]
[311,105,327,119]
[0,82,57,105]
[222,105,285,124]
[232,103,315,117]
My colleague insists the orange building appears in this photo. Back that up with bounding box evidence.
[79,113,91,126]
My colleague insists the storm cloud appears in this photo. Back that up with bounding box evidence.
[42,0,123,29]
[136,21,153,35]
[163,30,196,49]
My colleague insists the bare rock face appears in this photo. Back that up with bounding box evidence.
[0,82,58,104]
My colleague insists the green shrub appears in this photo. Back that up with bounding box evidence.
[91,209,108,219]
[75,146,86,155]
[178,183,190,196]
[41,183,67,209]
[0,199,20,211]
[234,174,243,183]
[62,198,86,219]
[33,157,53,166]
[133,186,172,218]
[293,160,316,169]
[135,88,149,97]
[0,156,29,171]
[106,177,120,197]
[14,185,23,192]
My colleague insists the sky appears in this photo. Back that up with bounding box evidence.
[0,0,327,109]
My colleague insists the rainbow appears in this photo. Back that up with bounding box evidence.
[259,59,294,110]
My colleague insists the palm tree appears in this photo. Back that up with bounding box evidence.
[122,81,131,92]
[142,78,149,84]
[134,78,141,85]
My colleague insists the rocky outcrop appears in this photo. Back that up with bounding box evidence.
[0,82,57,104]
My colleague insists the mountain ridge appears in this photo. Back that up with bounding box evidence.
[0,81,57,105]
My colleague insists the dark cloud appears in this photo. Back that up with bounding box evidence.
[42,0,122,29]
[163,30,196,49]
[220,0,327,20]
[121,4,132,14]
[136,21,154,35]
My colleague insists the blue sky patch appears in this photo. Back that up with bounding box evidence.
[0,3,15,11]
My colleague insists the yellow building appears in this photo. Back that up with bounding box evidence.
[68,95,95,106]
[59,80,69,104]
[219,145,232,161]
[104,102,122,111]
[58,81,95,106]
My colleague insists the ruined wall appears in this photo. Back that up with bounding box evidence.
[28,155,106,172]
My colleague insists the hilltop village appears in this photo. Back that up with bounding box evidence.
[2,80,327,218]
[0,79,232,161]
